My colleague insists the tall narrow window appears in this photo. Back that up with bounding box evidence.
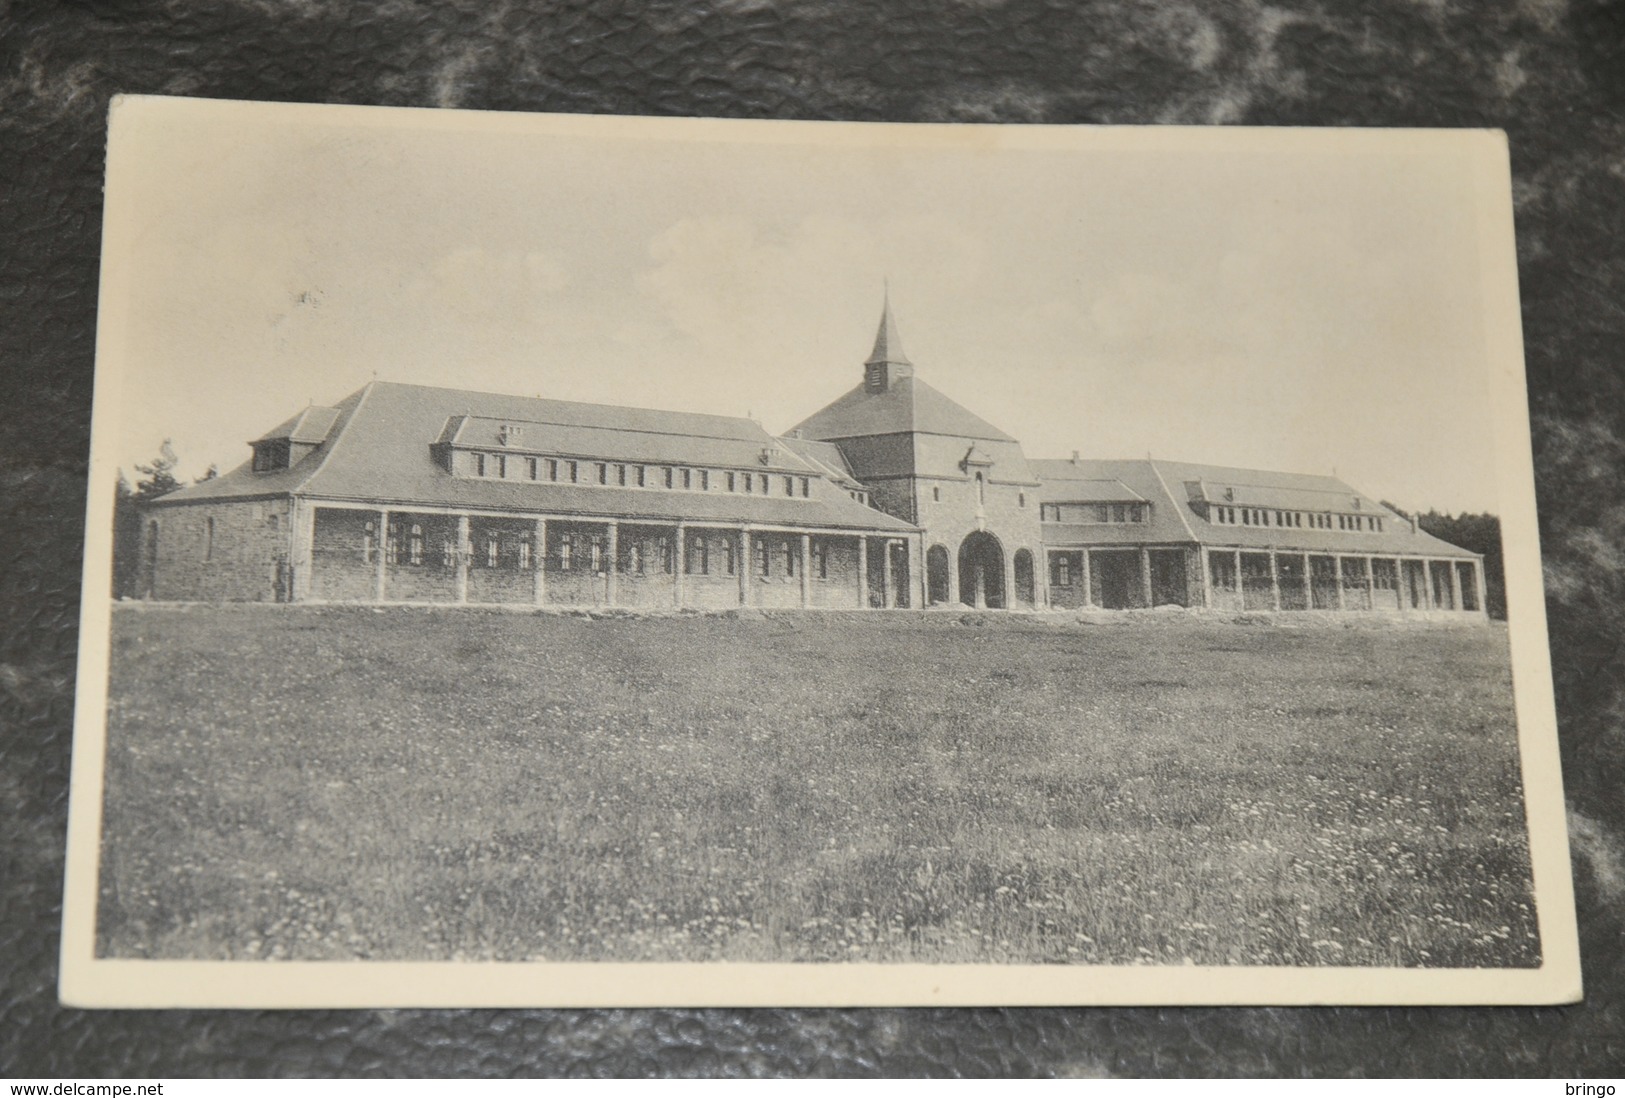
[975,472,985,505]
[204,517,214,562]
[485,533,499,569]
[814,540,828,579]
[566,461,578,483]
[474,453,487,477]
[664,467,674,489]
[597,462,608,485]
[635,465,646,487]
[757,538,770,576]
[699,470,710,491]
[527,457,539,480]
[933,487,941,502]
[800,477,810,497]
[722,537,736,575]
[784,538,795,577]
[442,536,455,568]
[386,524,401,565]
[493,454,506,478]
[518,535,532,570]
[546,458,559,481]
[409,524,424,565]
[759,475,770,495]
[726,471,737,492]
[559,536,573,571]
[1018,492,1026,508]
[688,534,708,575]
[616,464,627,486]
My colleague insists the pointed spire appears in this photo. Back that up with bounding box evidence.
[866,284,911,367]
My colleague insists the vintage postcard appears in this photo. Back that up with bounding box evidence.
[61,96,1579,1007]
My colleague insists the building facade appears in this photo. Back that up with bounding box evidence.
[138,300,1488,617]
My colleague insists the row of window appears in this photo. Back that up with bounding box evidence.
[468,452,814,500]
[361,523,833,579]
[1209,506,1385,532]
[1040,502,1147,524]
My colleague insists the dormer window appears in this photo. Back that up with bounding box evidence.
[498,424,523,447]
[251,440,290,472]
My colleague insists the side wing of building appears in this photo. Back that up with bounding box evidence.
[140,381,924,610]
[1034,457,1488,616]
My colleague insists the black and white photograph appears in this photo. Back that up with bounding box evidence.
[60,97,1577,1007]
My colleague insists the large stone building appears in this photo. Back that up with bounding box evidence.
[136,299,1488,617]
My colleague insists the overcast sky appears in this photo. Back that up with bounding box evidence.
[100,100,1519,513]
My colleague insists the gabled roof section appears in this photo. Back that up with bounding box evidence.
[152,381,912,533]
[157,385,371,503]
[790,376,1017,444]
[439,411,821,474]
[1032,456,1478,558]
[778,435,863,488]
[255,405,341,445]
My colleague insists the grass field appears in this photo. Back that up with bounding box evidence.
[96,604,1538,967]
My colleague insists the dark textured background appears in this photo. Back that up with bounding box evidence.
[2,0,1622,1077]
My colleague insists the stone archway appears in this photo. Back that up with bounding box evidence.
[926,544,951,605]
[958,531,1005,609]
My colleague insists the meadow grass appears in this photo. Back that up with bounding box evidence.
[96,605,1538,966]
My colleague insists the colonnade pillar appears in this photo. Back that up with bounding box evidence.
[453,514,469,604]
[738,528,751,606]
[1268,550,1281,611]
[799,533,811,609]
[1081,549,1093,609]
[857,536,869,609]
[375,508,391,602]
[674,522,687,607]
[605,521,619,606]
[1139,547,1153,608]
[533,517,547,606]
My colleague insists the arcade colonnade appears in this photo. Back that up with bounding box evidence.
[1043,545,1487,614]
[294,501,921,610]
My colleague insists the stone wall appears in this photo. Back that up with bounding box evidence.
[145,498,291,602]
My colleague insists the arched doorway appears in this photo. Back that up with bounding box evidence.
[958,531,1005,609]
[926,544,951,605]
[1013,548,1035,608]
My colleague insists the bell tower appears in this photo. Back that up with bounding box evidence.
[863,290,914,393]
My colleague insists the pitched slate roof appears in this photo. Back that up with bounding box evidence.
[778,435,863,488]
[1033,457,1478,558]
[790,376,1018,443]
[154,381,914,533]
